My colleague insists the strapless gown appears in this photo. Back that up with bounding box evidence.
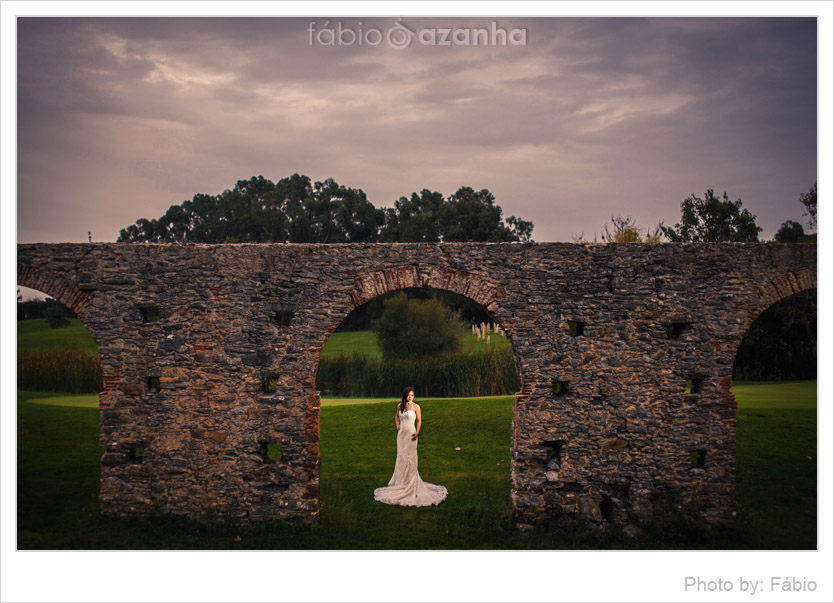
[374,409,447,506]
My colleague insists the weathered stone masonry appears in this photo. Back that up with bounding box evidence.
[17,242,816,526]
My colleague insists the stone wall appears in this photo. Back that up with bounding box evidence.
[16,242,816,526]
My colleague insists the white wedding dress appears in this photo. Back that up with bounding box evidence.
[374,409,447,507]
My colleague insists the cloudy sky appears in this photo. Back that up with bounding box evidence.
[17,16,817,244]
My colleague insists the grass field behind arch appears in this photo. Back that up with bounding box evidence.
[321,328,511,359]
[17,318,99,355]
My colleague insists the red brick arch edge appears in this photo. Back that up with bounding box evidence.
[719,267,817,410]
[748,268,817,329]
[350,264,501,310]
[17,264,91,318]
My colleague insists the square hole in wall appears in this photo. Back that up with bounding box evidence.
[261,375,278,393]
[128,446,145,463]
[685,378,703,394]
[562,320,586,337]
[666,322,692,339]
[147,377,161,393]
[259,442,283,462]
[551,380,569,396]
[542,441,563,467]
[140,306,160,323]
[274,309,294,327]
[690,450,706,468]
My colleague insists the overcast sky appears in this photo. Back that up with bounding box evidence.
[17,16,817,244]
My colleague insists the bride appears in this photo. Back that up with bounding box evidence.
[374,387,447,507]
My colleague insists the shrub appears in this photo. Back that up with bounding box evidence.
[17,348,102,393]
[316,347,519,398]
[371,292,465,359]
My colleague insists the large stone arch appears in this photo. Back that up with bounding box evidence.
[15,242,817,528]
[309,263,526,502]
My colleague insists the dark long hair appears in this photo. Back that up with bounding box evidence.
[399,387,414,415]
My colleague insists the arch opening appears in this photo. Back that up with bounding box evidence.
[312,284,522,533]
[16,284,105,547]
[730,288,817,549]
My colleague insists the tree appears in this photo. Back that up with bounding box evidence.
[379,190,445,242]
[799,182,816,229]
[380,186,533,243]
[371,292,465,359]
[660,189,762,242]
[18,297,76,321]
[441,187,521,242]
[118,174,384,244]
[774,220,806,243]
[44,304,70,329]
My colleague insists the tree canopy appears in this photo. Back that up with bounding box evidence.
[799,182,817,229]
[660,189,762,242]
[118,175,533,244]
[371,292,465,359]
[118,175,384,244]
[774,220,808,243]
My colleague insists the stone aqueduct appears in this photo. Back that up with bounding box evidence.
[17,242,816,527]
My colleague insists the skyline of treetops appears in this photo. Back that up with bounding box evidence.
[116,172,816,245]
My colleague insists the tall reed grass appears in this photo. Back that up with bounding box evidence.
[17,348,102,393]
[316,347,518,398]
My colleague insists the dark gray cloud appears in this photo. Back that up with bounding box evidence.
[17,17,817,244]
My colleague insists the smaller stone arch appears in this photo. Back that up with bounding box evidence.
[17,263,91,319]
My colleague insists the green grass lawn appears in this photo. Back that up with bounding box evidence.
[322,329,510,359]
[732,381,817,549]
[17,318,99,355]
[733,380,817,409]
[15,381,817,549]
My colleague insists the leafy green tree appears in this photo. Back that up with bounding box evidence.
[505,215,534,242]
[118,174,384,244]
[442,187,519,242]
[120,176,532,244]
[18,298,75,321]
[380,190,445,242]
[380,186,533,243]
[799,182,817,229]
[660,189,762,242]
[774,220,806,243]
[371,292,465,359]
[44,304,70,329]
